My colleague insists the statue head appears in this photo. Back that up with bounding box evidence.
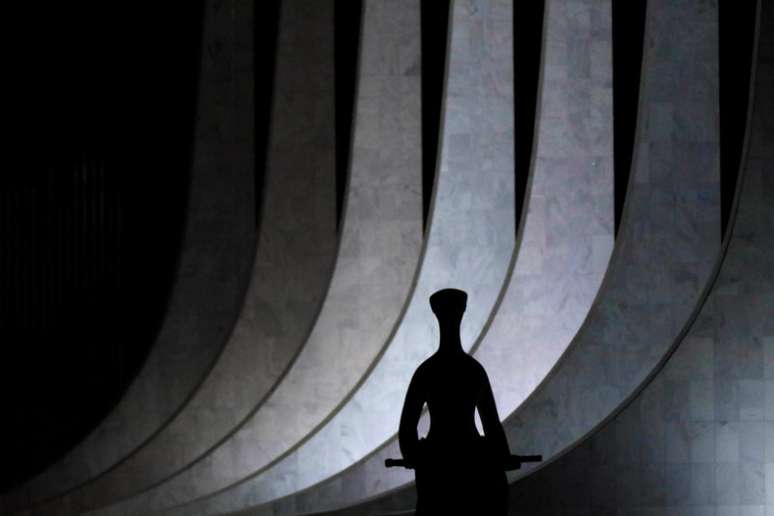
[429,288,467,326]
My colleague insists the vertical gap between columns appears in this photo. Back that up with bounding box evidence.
[421,0,451,230]
[719,0,757,238]
[513,0,546,232]
[255,0,282,229]
[612,0,647,236]
[334,0,364,231]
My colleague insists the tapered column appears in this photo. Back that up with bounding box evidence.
[156,0,516,514]
[263,0,724,513]
[87,1,424,515]
[240,0,618,512]
[509,3,772,511]
[502,0,721,480]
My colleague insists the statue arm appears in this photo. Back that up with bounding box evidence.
[477,369,510,458]
[398,371,424,462]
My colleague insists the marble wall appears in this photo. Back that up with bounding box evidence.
[152,0,515,514]
[508,1,773,513]
[0,0,257,513]
[287,0,725,514]
[243,0,616,512]
[501,0,722,485]
[87,1,423,515]
[3,0,749,514]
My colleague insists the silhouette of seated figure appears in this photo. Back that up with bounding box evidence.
[399,288,510,515]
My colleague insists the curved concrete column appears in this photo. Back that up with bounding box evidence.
[250,0,616,512]
[265,0,725,514]
[473,0,614,453]
[156,1,517,514]
[10,3,341,516]
[507,4,773,511]
[87,2,424,516]
[500,0,721,482]
[0,1,257,514]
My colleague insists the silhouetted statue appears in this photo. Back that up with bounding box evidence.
[398,288,510,515]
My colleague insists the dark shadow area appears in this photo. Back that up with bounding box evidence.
[513,0,546,232]
[0,1,204,492]
[255,0,282,229]
[421,0,451,230]
[719,0,757,237]
[612,0,647,235]
[334,0,363,230]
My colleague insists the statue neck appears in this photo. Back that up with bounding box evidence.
[438,322,463,353]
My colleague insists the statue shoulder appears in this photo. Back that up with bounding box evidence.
[410,357,432,382]
[414,356,435,376]
[464,353,485,370]
[465,355,489,380]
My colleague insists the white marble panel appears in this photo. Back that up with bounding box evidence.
[151,0,515,514]
[0,1,257,514]
[85,1,423,516]
[501,3,773,512]
[258,0,725,513]
[241,0,615,512]
[501,0,721,483]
